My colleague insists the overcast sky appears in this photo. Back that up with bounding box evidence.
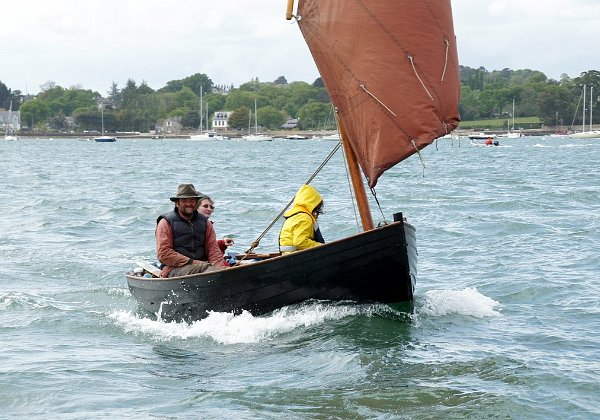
[1,0,599,95]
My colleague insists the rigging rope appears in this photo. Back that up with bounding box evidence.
[569,87,584,131]
[370,187,388,225]
[441,39,449,82]
[411,139,426,177]
[360,84,397,117]
[408,56,434,101]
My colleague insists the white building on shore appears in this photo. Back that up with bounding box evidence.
[0,109,21,132]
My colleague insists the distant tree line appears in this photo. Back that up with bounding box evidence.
[1,66,599,133]
[460,67,600,128]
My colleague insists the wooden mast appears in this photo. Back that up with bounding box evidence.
[338,120,374,231]
[285,0,295,20]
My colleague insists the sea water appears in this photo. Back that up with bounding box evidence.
[0,136,598,418]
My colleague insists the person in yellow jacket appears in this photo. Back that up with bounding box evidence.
[279,184,325,253]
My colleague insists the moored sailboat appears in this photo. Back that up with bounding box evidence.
[94,102,116,142]
[127,0,461,321]
[242,99,273,141]
[570,85,600,139]
[190,86,225,141]
[4,100,18,141]
[501,98,523,138]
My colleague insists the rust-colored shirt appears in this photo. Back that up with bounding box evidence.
[156,215,226,277]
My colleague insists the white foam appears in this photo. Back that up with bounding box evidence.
[419,287,501,318]
[109,302,361,345]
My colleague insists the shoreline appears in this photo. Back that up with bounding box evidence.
[10,127,592,139]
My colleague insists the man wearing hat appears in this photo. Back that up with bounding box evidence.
[155,184,226,277]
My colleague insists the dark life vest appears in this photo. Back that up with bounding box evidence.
[157,210,208,261]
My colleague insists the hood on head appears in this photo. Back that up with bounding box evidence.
[285,184,323,216]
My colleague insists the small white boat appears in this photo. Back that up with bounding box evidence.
[321,133,341,141]
[570,130,600,139]
[503,132,523,138]
[468,132,497,140]
[242,133,273,142]
[189,131,224,141]
[94,135,117,142]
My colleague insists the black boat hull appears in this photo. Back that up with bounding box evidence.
[126,218,417,321]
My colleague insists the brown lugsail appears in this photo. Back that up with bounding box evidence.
[296,0,461,187]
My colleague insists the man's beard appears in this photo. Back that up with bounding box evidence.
[179,206,195,217]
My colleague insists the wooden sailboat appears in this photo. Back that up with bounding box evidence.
[126,0,461,322]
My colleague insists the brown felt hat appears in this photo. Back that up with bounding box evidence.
[170,184,203,202]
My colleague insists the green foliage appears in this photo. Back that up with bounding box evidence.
[257,106,285,129]
[0,81,21,110]
[224,90,256,110]
[297,102,334,130]
[228,106,251,130]
[203,93,226,116]
[48,111,68,130]
[458,66,600,128]
[20,99,51,127]
[274,76,288,85]
[6,66,600,133]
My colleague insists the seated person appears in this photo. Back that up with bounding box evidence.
[279,184,325,253]
[197,195,234,253]
[156,184,226,277]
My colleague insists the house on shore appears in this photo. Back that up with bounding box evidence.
[281,118,298,130]
[155,116,182,134]
[0,109,21,132]
[212,111,231,131]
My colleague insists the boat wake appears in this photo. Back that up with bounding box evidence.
[109,301,374,344]
[418,287,501,318]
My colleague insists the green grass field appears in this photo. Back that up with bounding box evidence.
[459,117,542,129]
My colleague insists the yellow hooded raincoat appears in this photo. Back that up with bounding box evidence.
[279,184,324,253]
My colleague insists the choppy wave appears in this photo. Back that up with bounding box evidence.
[419,287,501,318]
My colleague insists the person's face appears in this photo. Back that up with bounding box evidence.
[198,199,214,217]
[177,198,198,218]
[312,202,324,219]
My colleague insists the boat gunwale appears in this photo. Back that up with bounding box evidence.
[126,219,414,284]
